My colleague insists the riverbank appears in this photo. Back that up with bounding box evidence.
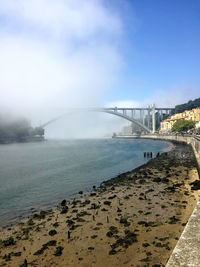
[0,136,45,144]
[0,142,199,267]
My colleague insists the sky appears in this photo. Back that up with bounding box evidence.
[0,0,199,137]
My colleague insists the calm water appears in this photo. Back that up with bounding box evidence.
[0,138,170,226]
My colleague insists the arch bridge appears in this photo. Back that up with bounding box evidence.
[41,105,174,134]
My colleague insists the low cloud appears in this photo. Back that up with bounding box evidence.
[0,0,122,40]
[0,0,124,125]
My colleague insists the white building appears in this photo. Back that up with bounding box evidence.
[196,121,200,129]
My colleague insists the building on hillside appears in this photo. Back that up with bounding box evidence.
[193,108,200,121]
[160,108,200,133]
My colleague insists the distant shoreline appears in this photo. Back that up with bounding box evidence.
[0,136,45,145]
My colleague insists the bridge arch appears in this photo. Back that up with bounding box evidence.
[102,110,151,133]
[41,108,151,133]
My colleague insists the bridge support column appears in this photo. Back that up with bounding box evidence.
[161,110,163,121]
[148,106,150,129]
[131,110,134,118]
[131,122,134,134]
[142,110,145,125]
[152,104,156,133]
[140,110,142,122]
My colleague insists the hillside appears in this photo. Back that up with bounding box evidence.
[172,97,200,114]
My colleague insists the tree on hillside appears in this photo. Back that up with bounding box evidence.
[172,97,200,114]
[171,120,195,132]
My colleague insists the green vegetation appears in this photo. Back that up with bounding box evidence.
[171,120,195,132]
[172,97,200,114]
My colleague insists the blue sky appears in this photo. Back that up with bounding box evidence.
[110,0,200,105]
[0,0,199,130]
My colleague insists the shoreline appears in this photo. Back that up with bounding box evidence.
[0,136,45,145]
[0,142,199,266]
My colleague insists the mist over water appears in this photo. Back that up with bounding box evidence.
[0,138,170,226]
[43,111,129,139]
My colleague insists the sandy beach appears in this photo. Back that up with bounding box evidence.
[0,142,199,267]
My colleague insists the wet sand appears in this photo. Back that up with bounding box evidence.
[0,142,199,267]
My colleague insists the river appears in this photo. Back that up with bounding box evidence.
[0,138,170,226]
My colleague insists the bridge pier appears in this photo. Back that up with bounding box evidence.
[152,104,156,133]
[160,110,163,121]
[147,106,150,129]
[142,110,145,126]
[131,110,134,118]
[140,110,142,122]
